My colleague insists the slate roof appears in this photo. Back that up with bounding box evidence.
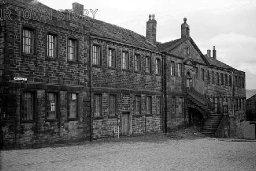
[204,55,233,70]
[157,38,184,52]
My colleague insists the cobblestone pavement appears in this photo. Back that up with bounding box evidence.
[1,135,256,171]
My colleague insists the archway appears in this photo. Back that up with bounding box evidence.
[188,107,204,127]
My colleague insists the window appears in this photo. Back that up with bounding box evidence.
[207,70,210,84]
[146,96,152,115]
[177,98,183,114]
[171,61,175,76]
[46,93,57,120]
[47,34,57,58]
[184,47,190,55]
[68,93,78,119]
[23,28,34,54]
[235,76,238,87]
[221,73,224,85]
[242,77,245,88]
[156,96,161,115]
[216,73,219,85]
[201,68,204,81]
[195,67,199,78]
[212,71,215,84]
[156,58,161,75]
[134,95,141,115]
[92,45,101,65]
[68,39,78,61]
[134,54,141,72]
[122,51,129,69]
[109,95,116,116]
[177,63,182,77]
[229,75,232,86]
[225,74,228,86]
[94,94,102,117]
[145,56,151,73]
[107,48,116,68]
[172,97,176,113]
[22,92,35,121]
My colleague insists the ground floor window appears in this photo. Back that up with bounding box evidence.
[156,96,161,115]
[134,95,141,115]
[22,92,35,121]
[68,93,78,119]
[109,94,116,116]
[146,96,152,115]
[46,92,57,120]
[94,94,102,117]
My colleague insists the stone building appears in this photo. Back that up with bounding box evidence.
[246,95,256,121]
[0,0,246,147]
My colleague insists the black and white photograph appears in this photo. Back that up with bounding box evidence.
[0,0,256,170]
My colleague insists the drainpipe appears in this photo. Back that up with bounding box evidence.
[88,34,93,142]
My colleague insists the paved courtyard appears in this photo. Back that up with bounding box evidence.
[1,135,256,171]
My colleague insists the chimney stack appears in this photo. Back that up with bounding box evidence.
[72,2,84,16]
[181,17,190,39]
[146,14,157,45]
[207,50,211,57]
[213,46,216,59]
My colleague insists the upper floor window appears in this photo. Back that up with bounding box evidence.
[171,61,175,76]
[92,45,101,65]
[221,73,224,85]
[212,71,215,84]
[242,77,245,88]
[145,56,151,73]
[134,54,141,72]
[201,68,205,81]
[46,92,57,120]
[107,48,116,68]
[122,51,129,70]
[68,93,78,119]
[229,75,232,87]
[68,39,78,61]
[109,94,116,116]
[225,74,228,86]
[216,72,219,85]
[177,63,182,77]
[47,34,57,58]
[22,92,35,121]
[94,94,102,117]
[155,58,161,75]
[207,70,210,84]
[23,28,34,54]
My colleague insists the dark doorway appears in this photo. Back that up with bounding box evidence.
[188,107,204,127]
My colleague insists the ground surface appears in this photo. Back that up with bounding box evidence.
[1,129,256,171]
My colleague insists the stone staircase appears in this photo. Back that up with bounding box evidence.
[186,87,222,136]
[201,112,223,136]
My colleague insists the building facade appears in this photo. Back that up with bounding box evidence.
[0,0,246,148]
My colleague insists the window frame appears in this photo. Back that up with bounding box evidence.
[94,94,102,118]
[134,95,141,115]
[22,27,34,55]
[122,50,129,70]
[107,47,116,68]
[146,96,152,115]
[109,94,117,117]
[21,91,36,122]
[156,96,161,115]
[171,61,175,76]
[134,53,141,72]
[46,33,57,59]
[177,63,182,77]
[155,58,161,75]
[67,38,78,62]
[45,92,59,121]
[67,92,78,120]
[145,56,151,73]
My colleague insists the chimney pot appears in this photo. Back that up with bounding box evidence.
[149,14,152,20]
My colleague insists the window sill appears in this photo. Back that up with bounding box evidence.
[67,60,79,64]
[46,57,58,61]
[145,114,153,117]
[108,115,117,119]
[45,119,58,122]
[133,114,142,118]
[92,64,102,68]
[107,66,117,70]
[20,120,34,123]
[67,118,78,121]
[121,69,131,72]
[93,116,103,120]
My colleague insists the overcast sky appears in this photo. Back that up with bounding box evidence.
[38,0,256,89]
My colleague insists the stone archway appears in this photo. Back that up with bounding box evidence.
[188,107,204,127]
